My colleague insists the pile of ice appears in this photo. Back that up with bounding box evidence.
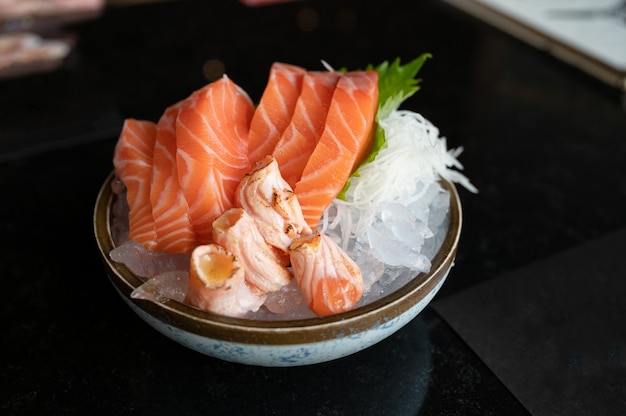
[109,109,476,320]
[322,181,450,299]
[321,110,475,275]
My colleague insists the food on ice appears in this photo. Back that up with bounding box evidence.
[289,232,364,316]
[110,56,477,319]
[235,155,311,252]
[212,207,292,294]
[186,243,266,318]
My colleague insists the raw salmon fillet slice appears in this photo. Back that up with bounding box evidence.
[272,70,341,189]
[294,70,379,229]
[150,101,197,254]
[113,119,159,250]
[176,75,255,244]
[248,62,306,164]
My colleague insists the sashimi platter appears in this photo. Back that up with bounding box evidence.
[94,55,476,366]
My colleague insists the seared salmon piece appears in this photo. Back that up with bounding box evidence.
[235,155,311,252]
[186,243,266,317]
[213,208,292,293]
[289,231,364,316]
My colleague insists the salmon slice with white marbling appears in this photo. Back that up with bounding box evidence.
[247,62,306,164]
[294,70,379,229]
[150,101,197,254]
[176,75,255,244]
[272,70,341,189]
[113,118,158,250]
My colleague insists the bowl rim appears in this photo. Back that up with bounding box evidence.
[94,171,462,345]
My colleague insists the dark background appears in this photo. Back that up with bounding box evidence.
[1,1,625,415]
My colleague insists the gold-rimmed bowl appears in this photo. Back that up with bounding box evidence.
[93,171,462,367]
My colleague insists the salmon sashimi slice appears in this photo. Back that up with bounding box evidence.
[212,208,292,293]
[235,155,312,252]
[289,231,364,316]
[248,62,306,164]
[272,70,341,189]
[176,75,255,244]
[186,243,267,317]
[150,101,197,254]
[113,118,159,250]
[294,70,379,229]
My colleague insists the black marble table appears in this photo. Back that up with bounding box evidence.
[2,1,625,415]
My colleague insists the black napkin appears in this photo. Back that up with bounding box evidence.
[432,228,626,416]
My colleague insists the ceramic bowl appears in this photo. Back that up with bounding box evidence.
[93,171,462,367]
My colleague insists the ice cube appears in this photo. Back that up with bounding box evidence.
[366,226,432,272]
[375,203,433,253]
[355,251,386,291]
[428,188,450,230]
[131,270,188,304]
[251,280,317,320]
[263,279,307,314]
[109,240,190,280]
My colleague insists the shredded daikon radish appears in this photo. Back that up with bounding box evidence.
[320,110,477,248]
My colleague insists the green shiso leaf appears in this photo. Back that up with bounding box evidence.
[370,54,431,119]
[336,54,431,201]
